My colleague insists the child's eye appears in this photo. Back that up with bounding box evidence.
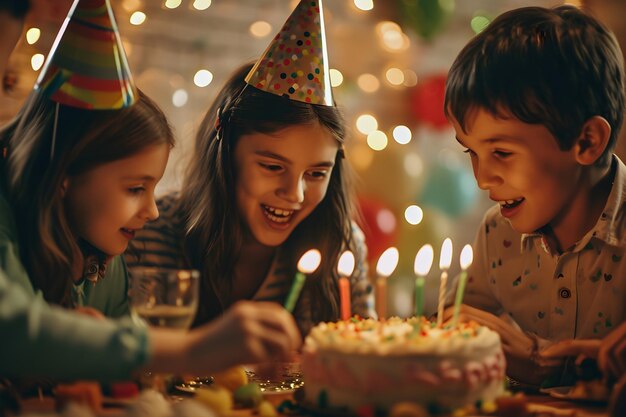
[307,170,328,180]
[259,163,283,172]
[463,148,476,156]
[494,150,512,158]
[128,186,145,195]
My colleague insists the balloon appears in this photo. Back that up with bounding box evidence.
[419,158,478,218]
[351,142,425,212]
[411,74,450,130]
[399,0,454,41]
[356,196,399,264]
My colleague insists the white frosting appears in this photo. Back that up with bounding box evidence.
[302,317,506,412]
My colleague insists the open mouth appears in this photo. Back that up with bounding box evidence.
[261,204,295,224]
[120,228,136,238]
[498,198,525,209]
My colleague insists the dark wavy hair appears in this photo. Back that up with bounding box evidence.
[445,5,625,167]
[178,63,357,326]
[0,90,174,306]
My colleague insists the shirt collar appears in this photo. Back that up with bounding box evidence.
[520,154,626,252]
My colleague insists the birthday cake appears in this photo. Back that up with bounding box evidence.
[301,317,506,414]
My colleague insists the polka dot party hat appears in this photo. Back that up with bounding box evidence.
[245,0,333,106]
[34,0,136,110]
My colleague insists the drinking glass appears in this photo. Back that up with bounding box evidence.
[129,267,199,331]
[128,267,200,392]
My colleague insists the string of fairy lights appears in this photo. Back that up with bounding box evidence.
[18,0,581,233]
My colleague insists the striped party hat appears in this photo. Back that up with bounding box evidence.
[245,0,333,106]
[34,0,136,110]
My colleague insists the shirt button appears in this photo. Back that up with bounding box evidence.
[559,287,571,299]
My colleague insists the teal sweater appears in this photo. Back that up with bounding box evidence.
[0,189,149,380]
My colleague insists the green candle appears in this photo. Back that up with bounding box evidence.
[284,249,321,313]
[451,271,467,327]
[284,271,306,313]
[415,276,425,318]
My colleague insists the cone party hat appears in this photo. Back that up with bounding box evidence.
[34,0,136,109]
[245,0,333,106]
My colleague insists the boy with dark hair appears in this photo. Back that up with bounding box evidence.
[443,5,626,386]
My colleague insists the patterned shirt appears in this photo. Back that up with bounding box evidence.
[126,193,376,334]
[465,155,626,342]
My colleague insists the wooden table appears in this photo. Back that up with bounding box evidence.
[15,392,609,417]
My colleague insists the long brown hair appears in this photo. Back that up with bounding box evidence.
[179,63,357,324]
[0,90,174,306]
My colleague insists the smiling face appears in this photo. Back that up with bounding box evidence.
[234,122,339,247]
[452,107,584,234]
[64,143,170,256]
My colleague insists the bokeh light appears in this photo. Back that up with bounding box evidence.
[404,152,423,178]
[172,89,188,107]
[330,68,344,87]
[194,69,213,87]
[404,205,424,225]
[250,21,272,38]
[193,0,212,10]
[403,69,418,87]
[357,73,380,93]
[31,54,44,71]
[471,14,491,34]
[164,0,181,9]
[26,28,40,45]
[393,125,412,144]
[130,11,146,25]
[377,209,396,234]
[356,114,378,135]
[367,130,388,151]
[354,0,374,11]
[385,67,404,86]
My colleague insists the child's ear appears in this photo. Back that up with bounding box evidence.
[574,116,611,165]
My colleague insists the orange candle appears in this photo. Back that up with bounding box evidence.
[375,247,399,320]
[337,251,355,321]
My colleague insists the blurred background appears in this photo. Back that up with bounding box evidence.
[3,0,626,316]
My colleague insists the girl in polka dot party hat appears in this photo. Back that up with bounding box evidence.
[127,0,375,337]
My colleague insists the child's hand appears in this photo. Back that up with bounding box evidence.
[74,306,106,320]
[599,321,626,380]
[441,304,535,359]
[189,301,302,371]
[442,304,565,385]
[538,339,601,363]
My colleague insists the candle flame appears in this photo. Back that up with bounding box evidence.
[460,244,473,270]
[414,244,434,276]
[298,249,322,273]
[337,251,355,276]
[376,247,399,278]
[439,238,453,270]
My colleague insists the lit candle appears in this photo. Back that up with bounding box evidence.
[437,238,453,328]
[337,251,355,321]
[284,249,321,313]
[375,247,399,320]
[452,245,474,328]
[413,244,434,321]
